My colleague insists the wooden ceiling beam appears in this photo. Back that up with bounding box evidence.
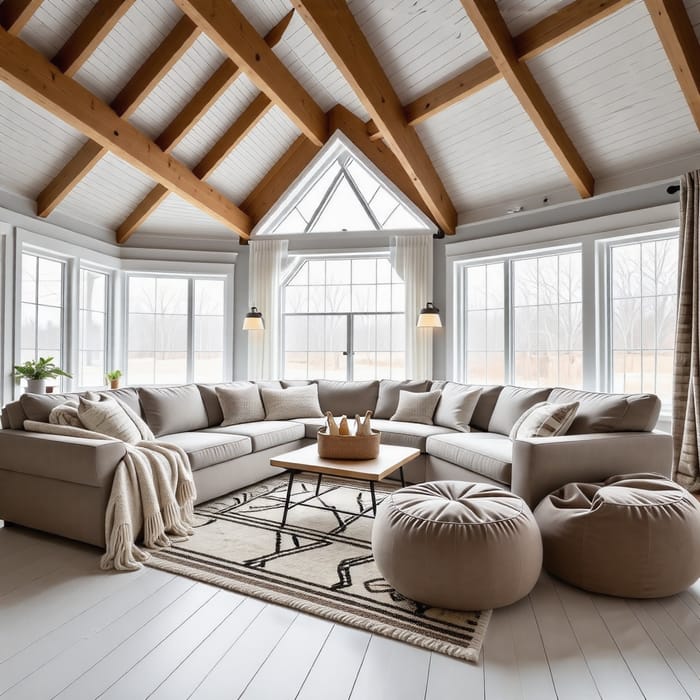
[0,27,250,237]
[0,0,42,35]
[645,0,700,131]
[366,0,633,137]
[52,0,135,77]
[117,13,293,243]
[461,0,594,198]
[241,135,321,226]
[175,0,326,146]
[292,0,457,233]
[37,13,200,217]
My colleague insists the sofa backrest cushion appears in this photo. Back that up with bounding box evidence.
[197,382,251,426]
[467,385,504,432]
[19,392,79,424]
[547,387,661,433]
[374,380,430,419]
[488,386,551,435]
[260,384,324,420]
[217,383,266,425]
[433,382,482,432]
[99,387,142,417]
[281,379,315,387]
[139,384,209,437]
[316,379,379,416]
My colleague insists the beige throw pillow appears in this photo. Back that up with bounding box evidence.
[390,390,441,425]
[260,384,323,420]
[49,400,83,428]
[510,401,579,440]
[433,383,482,432]
[216,384,265,425]
[78,396,142,444]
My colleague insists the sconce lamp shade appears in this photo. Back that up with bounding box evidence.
[243,306,264,330]
[417,302,442,328]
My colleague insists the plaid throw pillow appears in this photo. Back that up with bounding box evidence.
[509,401,579,440]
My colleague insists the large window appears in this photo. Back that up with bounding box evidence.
[78,268,108,387]
[608,236,678,407]
[283,257,405,380]
[127,275,226,385]
[20,253,64,378]
[459,248,583,388]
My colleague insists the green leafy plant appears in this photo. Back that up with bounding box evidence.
[105,369,123,382]
[13,357,72,382]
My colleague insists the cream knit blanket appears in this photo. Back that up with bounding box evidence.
[23,420,196,571]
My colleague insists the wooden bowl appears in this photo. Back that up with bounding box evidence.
[317,429,381,460]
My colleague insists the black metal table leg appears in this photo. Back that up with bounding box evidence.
[315,473,323,496]
[399,466,406,488]
[281,470,296,526]
[369,480,377,515]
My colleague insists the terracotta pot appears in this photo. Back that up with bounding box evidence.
[110,379,120,390]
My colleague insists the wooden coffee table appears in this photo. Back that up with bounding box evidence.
[270,444,420,526]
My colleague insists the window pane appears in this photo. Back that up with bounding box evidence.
[129,277,156,313]
[156,315,188,351]
[285,287,308,314]
[154,353,187,384]
[22,254,37,304]
[156,278,188,314]
[194,352,223,383]
[128,314,155,352]
[285,316,308,351]
[20,302,36,351]
[37,305,61,349]
[195,279,224,315]
[37,258,62,306]
[80,310,105,351]
[194,316,223,352]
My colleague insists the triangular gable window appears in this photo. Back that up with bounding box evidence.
[256,135,433,235]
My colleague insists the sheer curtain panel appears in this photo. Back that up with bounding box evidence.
[392,235,433,379]
[248,239,287,380]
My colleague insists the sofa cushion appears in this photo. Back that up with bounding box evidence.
[4,400,26,430]
[391,390,441,425]
[292,417,327,439]
[77,396,142,443]
[426,433,513,485]
[139,385,209,437]
[374,380,430,419]
[158,431,252,471]
[260,385,323,420]
[99,387,142,417]
[469,385,504,432]
[206,421,305,452]
[433,382,482,432]
[370,418,455,452]
[197,382,251,426]
[19,392,79,423]
[281,379,315,387]
[547,387,661,434]
[487,386,551,436]
[316,379,379,416]
[217,384,265,425]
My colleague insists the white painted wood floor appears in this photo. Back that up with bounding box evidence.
[2,525,700,700]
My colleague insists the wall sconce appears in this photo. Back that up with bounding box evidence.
[417,302,442,328]
[243,306,264,330]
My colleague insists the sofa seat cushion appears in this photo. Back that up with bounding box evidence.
[159,432,252,471]
[426,432,513,485]
[205,421,305,452]
[292,417,327,439]
[370,419,455,452]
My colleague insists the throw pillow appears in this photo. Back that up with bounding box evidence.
[260,384,323,421]
[216,384,266,425]
[433,383,482,432]
[509,401,579,440]
[374,380,431,419]
[78,395,142,444]
[390,390,442,425]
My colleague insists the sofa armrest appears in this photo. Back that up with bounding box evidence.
[511,430,673,509]
[0,429,126,487]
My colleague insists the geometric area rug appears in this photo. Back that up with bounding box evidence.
[145,474,491,663]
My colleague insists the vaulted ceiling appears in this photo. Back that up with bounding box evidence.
[0,0,698,245]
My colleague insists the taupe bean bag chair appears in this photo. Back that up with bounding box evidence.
[372,481,542,610]
[534,473,700,598]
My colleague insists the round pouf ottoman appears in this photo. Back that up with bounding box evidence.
[535,473,700,598]
[371,481,542,610]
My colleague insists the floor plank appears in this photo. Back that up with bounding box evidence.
[296,625,372,700]
[529,573,601,699]
[188,604,298,699]
[239,613,332,699]
[349,635,432,700]
[425,650,485,700]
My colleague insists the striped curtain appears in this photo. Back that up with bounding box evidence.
[673,170,700,492]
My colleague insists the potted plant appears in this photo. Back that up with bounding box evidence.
[13,357,72,394]
[105,369,122,390]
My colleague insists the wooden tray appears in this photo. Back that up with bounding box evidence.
[317,429,381,460]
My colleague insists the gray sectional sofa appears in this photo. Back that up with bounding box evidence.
[0,379,672,549]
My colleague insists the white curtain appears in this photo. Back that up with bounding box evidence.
[391,235,433,379]
[247,239,288,380]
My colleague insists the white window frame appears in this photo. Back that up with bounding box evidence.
[122,262,234,385]
[280,251,406,380]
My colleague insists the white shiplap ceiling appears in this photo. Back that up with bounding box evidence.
[0,0,697,245]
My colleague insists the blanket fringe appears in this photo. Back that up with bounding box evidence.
[143,511,171,549]
[100,522,149,571]
[162,501,194,537]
